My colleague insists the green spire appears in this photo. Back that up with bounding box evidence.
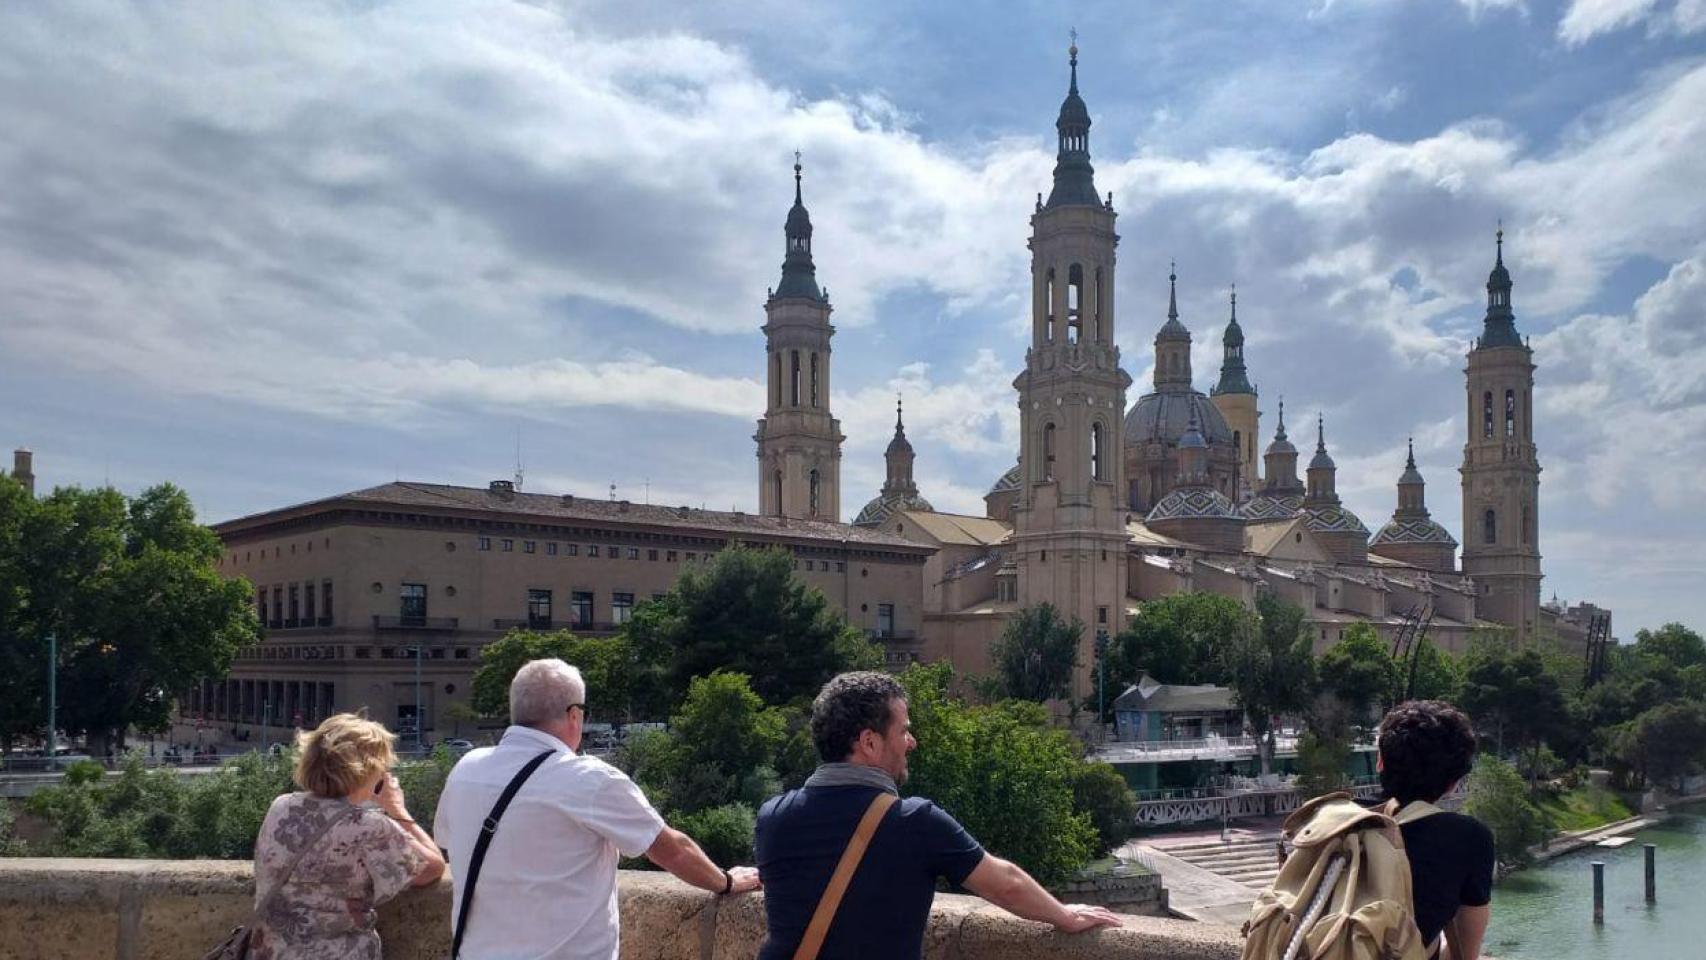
[774,153,822,301]
[1045,32,1100,208]
[1213,284,1255,396]
[1478,223,1521,348]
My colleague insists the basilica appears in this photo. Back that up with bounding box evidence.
[754,43,1607,696]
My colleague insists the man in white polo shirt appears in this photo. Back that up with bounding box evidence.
[435,658,759,959]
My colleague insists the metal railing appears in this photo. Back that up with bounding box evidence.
[867,629,918,641]
[492,618,560,631]
[371,615,459,631]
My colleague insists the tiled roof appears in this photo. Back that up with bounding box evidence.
[216,481,928,550]
[899,510,1012,547]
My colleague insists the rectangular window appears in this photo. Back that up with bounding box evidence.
[288,584,300,626]
[652,593,667,603]
[453,648,470,660]
[876,603,895,639]
[354,646,371,659]
[686,552,697,562]
[836,562,846,572]
[304,582,317,624]
[565,543,579,556]
[271,590,283,628]
[528,589,553,629]
[626,547,639,560]
[322,581,333,625]
[256,588,266,624]
[667,550,678,562]
[571,591,594,627]
[612,592,635,625]
[589,545,600,558]
[609,550,619,562]
[501,539,514,552]
[400,583,427,624]
[523,540,537,554]
[478,537,492,551]
[546,542,558,556]
[648,549,658,561]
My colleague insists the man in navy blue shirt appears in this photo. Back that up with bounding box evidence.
[755,672,1121,959]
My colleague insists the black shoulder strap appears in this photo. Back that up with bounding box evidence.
[451,750,554,959]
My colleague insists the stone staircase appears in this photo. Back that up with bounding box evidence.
[1156,832,1286,890]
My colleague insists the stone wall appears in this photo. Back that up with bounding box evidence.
[0,858,1243,960]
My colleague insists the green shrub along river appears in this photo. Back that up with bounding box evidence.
[1485,805,1704,960]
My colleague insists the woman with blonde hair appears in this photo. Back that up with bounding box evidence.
[247,713,445,959]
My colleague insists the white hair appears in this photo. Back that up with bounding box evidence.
[509,659,587,727]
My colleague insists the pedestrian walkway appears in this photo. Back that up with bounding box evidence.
[1123,821,1285,925]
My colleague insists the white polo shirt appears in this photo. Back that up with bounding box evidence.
[433,726,666,960]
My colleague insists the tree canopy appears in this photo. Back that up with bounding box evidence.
[991,603,1081,703]
[0,479,257,753]
[1107,591,1249,689]
[1317,623,1399,723]
[622,546,879,712]
[469,629,633,722]
[1225,593,1317,773]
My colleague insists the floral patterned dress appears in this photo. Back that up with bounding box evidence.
[249,792,426,960]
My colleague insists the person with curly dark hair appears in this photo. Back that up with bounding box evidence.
[1374,700,1494,960]
[754,671,1120,959]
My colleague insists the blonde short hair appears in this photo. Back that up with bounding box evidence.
[293,713,397,797]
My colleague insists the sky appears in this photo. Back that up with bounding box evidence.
[1,0,1703,637]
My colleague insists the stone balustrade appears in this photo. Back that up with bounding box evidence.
[0,858,1243,960]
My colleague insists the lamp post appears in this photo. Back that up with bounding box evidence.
[45,629,57,766]
[1094,628,1109,742]
[414,643,423,754]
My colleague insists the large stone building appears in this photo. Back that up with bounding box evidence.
[186,44,1604,741]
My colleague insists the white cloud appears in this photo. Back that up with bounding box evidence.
[1558,0,1706,44]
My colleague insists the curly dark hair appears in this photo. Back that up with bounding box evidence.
[811,671,907,763]
[1377,700,1477,803]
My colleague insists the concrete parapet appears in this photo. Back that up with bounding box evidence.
[0,858,1243,960]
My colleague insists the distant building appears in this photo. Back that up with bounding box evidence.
[1112,674,1242,743]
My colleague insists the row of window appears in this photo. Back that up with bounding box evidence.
[259,581,333,629]
[1480,505,1533,546]
[225,537,334,567]
[771,349,823,409]
[1480,389,1528,440]
[1037,421,1109,482]
[1040,263,1107,346]
[476,537,712,563]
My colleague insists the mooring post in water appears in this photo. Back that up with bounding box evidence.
[1644,844,1656,904]
[1592,861,1605,924]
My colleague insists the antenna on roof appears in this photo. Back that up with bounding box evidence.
[514,426,525,491]
[643,478,651,505]
[609,482,617,501]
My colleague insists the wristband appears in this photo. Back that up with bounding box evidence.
[720,869,733,895]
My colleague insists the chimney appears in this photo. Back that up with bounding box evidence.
[618,500,631,513]
[562,494,575,506]
[12,449,34,499]
[488,479,515,500]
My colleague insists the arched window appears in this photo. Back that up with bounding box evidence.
[810,354,820,408]
[1521,503,1531,545]
[1483,508,1496,545]
[771,471,783,515]
[1067,264,1084,344]
[1044,269,1057,343]
[1093,268,1105,342]
[1090,422,1103,481]
[1505,389,1515,438]
[809,470,821,516]
[1483,391,1494,439]
[1043,423,1057,481]
[790,351,801,406]
[771,353,781,407]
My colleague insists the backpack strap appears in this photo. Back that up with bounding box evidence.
[791,792,897,960]
[451,750,554,959]
[1393,800,1443,826]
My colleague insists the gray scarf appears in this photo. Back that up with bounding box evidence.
[803,762,899,795]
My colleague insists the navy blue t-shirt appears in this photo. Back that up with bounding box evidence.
[755,786,985,960]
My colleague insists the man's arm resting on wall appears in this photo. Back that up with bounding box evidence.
[644,826,760,894]
[1443,904,1490,960]
[960,853,1122,933]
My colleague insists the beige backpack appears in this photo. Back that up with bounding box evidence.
[1241,792,1440,960]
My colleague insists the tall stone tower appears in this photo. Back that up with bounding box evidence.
[11,449,34,498]
[1011,42,1132,700]
[1210,286,1260,497]
[755,158,844,521]
[1459,229,1542,640]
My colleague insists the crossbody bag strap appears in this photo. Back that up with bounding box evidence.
[791,792,897,960]
[451,750,555,960]
[252,803,361,925]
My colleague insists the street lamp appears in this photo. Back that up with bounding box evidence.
[1094,628,1109,742]
[414,644,423,754]
[45,629,57,767]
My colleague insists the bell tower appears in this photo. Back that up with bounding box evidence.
[1459,228,1542,641]
[1011,39,1132,701]
[755,157,843,520]
[1210,286,1260,496]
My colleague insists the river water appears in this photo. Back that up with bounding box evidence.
[1484,805,1704,960]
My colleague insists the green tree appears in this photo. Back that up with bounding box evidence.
[1225,594,1318,775]
[623,547,879,712]
[9,484,257,755]
[1633,623,1706,672]
[1069,762,1139,856]
[1628,701,1706,792]
[992,603,1081,704]
[667,671,786,812]
[672,803,757,868]
[1463,755,1550,869]
[1107,592,1252,691]
[1405,640,1464,703]
[899,662,1097,885]
[1460,644,1568,788]
[470,629,633,722]
[0,476,41,751]
[1317,623,1400,723]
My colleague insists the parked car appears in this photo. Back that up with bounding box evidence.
[440,738,475,756]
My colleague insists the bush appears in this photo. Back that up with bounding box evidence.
[673,803,756,868]
[1068,763,1138,856]
[1464,755,1550,870]
[1295,729,1353,799]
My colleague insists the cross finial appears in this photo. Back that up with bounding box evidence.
[1070,27,1078,56]
[1495,219,1504,264]
[793,151,803,204]
[1230,283,1237,320]
[895,394,904,431]
[1406,436,1416,468]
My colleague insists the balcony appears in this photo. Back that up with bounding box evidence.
[867,629,917,641]
[371,615,459,632]
[492,618,561,631]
